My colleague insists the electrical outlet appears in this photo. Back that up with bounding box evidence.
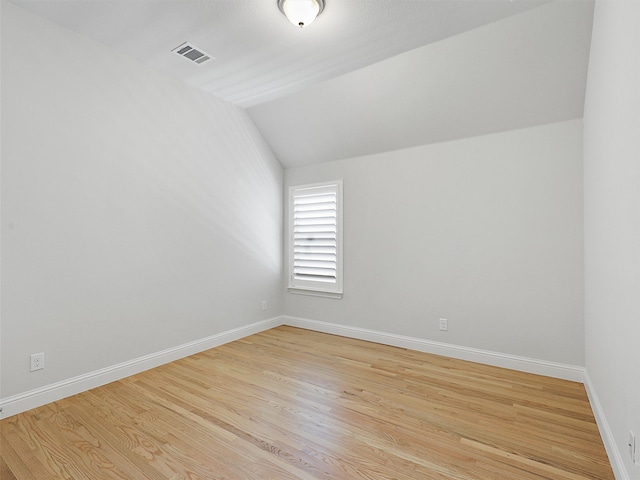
[261,300,267,311]
[30,352,44,372]
[439,318,448,331]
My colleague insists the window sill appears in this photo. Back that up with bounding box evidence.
[287,287,343,299]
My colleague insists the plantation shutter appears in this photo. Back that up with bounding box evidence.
[289,182,343,295]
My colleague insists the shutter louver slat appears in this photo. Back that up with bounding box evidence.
[294,202,336,210]
[295,220,335,226]
[294,232,335,238]
[295,209,335,219]
[294,254,336,261]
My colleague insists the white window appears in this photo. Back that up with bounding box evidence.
[288,181,343,298]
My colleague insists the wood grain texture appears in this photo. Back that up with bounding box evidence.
[1,326,614,479]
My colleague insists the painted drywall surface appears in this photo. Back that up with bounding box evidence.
[584,0,640,477]
[0,3,283,398]
[285,120,584,366]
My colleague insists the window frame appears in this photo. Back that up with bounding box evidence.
[287,180,343,299]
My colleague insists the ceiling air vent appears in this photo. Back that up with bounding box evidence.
[172,42,213,65]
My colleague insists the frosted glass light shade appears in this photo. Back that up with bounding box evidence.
[278,0,324,28]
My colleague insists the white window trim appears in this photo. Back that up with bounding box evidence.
[287,181,343,299]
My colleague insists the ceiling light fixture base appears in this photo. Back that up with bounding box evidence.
[278,0,325,28]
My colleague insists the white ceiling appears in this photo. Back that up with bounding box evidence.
[249,0,595,167]
[8,0,594,168]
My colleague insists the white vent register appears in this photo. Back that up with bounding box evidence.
[172,42,213,65]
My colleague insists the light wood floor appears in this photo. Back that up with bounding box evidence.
[1,326,614,479]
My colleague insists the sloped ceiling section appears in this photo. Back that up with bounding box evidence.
[248,0,594,167]
[7,0,550,108]
[7,0,593,168]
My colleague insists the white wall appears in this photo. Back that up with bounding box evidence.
[0,3,283,400]
[285,120,584,367]
[584,1,640,478]
[4,6,636,478]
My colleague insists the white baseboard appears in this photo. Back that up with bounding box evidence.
[2,314,624,477]
[0,316,283,419]
[584,371,630,480]
[0,315,585,417]
[282,316,585,382]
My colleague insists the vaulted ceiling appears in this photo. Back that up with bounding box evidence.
[8,0,594,168]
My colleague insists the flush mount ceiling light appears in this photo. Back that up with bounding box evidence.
[278,0,325,28]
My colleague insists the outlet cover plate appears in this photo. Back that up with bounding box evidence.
[30,352,44,372]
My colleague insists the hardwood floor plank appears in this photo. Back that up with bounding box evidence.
[1,326,614,479]
[0,454,18,480]
[1,433,32,480]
